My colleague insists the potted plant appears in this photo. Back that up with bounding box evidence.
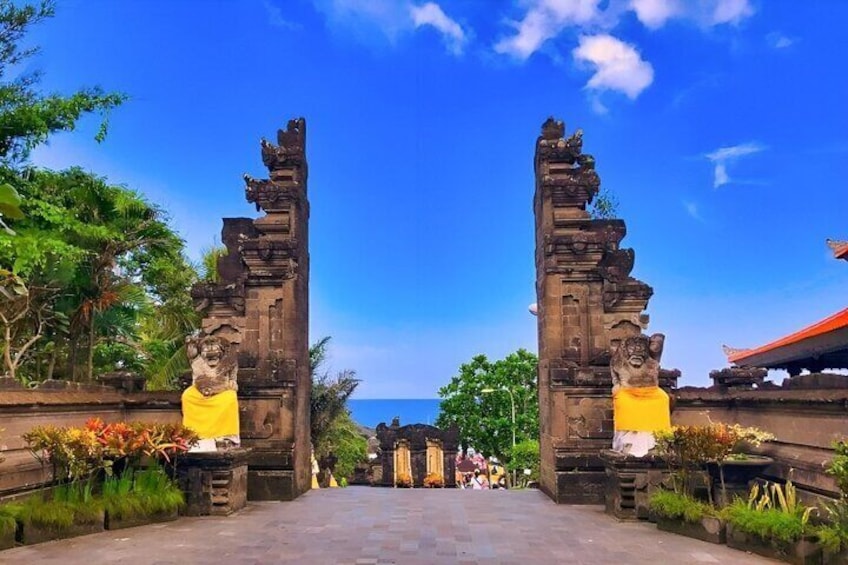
[704,424,774,506]
[395,472,413,488]
[725,480,821,565]
[423,473,444,488]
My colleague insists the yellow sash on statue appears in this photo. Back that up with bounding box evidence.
[613,386,671,432]
[181,385,240,439]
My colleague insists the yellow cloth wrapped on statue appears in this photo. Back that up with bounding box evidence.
[613,386,671,432]
[181,385,240,439]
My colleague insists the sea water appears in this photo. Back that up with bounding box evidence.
[348,398,442,429]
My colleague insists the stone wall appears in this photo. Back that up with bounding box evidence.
[673,386,848,500]
[0,383,180,497]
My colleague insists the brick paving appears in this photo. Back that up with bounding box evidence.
[0,487,776,564]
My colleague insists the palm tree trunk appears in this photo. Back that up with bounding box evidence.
[87,318,95,382]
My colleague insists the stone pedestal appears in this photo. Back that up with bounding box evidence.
[176,449,251,516]
[601,449,669,521]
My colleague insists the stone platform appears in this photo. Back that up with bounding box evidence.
[1,487,774,564]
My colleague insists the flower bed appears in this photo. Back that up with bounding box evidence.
[0,418,198,549]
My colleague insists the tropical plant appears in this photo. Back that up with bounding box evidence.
[436,349,538,464]
[725,481,816,545]
[309,336,366,477]
[827,440,848,496]
[0,1,126,167]
[653,423,773,504]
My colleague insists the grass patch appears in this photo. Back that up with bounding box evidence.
[16,483,103,529]
[0,504,19,537]
[725,501,808,544]
[649,490,715,523]
[103,469,184,520]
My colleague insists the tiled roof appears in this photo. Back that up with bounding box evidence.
[727,307,848,364]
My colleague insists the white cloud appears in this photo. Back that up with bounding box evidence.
[710,0,753,25]
[410,2,468,55]
[572,34,653,99]
[683,200,703,221]
[311,0,470,55]
[767,32,796,49]
[705,141,766,188]
[630,0,680,29]
[263,0,296,29]
[494,0,604,60]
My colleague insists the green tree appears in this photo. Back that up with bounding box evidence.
[0,1,126,167]
[308,336,368,480]
[435,349,538,463]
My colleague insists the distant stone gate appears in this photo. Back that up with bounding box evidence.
[532,118,676,503]
[191,118,311,500]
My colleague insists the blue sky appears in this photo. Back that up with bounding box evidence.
[27,0,847,397]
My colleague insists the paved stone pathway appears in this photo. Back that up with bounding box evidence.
[1,487,776,564]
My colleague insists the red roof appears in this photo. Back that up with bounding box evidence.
[728,307,848,365]
[827,239,848,261]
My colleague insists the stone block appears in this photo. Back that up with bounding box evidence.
[176,449,250,516]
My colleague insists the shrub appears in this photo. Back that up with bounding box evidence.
[725,481,815,544]
[395,473,412,488]
[423,473,444,488]
[509,439,540,487]
[649,490,714,523]
[827,440,848,497]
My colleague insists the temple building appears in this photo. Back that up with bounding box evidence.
[725,238,848,377]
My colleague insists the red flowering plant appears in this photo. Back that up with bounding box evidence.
[24,419,199,485]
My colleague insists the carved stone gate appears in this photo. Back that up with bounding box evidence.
[532,118,665,503]
[191,118,311,500]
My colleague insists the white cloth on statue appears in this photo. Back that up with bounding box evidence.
[612,431,656,458]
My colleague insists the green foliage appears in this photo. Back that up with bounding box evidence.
[103,468,184,520]
[726,501,809,544]
[0,1,127,166]
[199,245,227,283]
[827,440,848,496]
[0,504,17,536]
[649,490,713,523]
[18,483,103,528]
[316,409,368,481]
[588,188,619,219]
[436,349,538,463]
[508,438,539,486]
[725,481,816,544]
[309,337,368,481]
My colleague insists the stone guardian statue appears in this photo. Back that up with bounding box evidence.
[181,334,241,451]
[610,334,671,457]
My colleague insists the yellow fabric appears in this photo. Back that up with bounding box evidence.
[311,474,320,489]
[613,386,671,432]
[329,474,338,488]
[181,386,240,439]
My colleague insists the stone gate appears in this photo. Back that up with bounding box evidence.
[191,118,311,500]
[533,118,671,504]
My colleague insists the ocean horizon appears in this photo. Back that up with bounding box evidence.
[348,398,442,430]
